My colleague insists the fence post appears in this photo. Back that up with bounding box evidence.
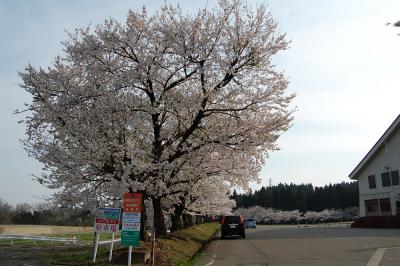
[151,227,156,266]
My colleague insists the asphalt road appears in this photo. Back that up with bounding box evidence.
[195,224,400,266]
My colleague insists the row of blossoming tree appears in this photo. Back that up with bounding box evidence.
[17,1,293,236]
[234,206,359,224]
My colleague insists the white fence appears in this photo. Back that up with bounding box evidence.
[0,233,121,246]
[98,238,121,245]
[0,234,80,244]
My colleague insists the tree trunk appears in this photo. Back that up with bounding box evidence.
[170,213,183,232]
[182,213,189,228]
[188,214,193,226]
[152,197,167,236]
[182,213,193,228]
[170,204,184,232]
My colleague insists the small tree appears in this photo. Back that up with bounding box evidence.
[13,203,35,224]
[0,198,13,224]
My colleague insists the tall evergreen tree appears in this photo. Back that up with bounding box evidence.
[232,181,358,211]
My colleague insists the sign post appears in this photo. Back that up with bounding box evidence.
[122,193,142,266]
[93,207,121,263]
[93,232,100,263]
[109,232,115,262]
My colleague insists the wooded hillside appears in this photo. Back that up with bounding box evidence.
[231,182,358,211]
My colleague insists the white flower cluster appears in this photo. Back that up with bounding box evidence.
[234,206,359,224]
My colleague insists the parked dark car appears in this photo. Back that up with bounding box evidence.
[220,215,245,239]
[245,218,256,228]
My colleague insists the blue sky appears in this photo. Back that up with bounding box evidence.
[1,0,399,205]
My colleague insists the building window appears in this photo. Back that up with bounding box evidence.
[365,199,379,216]
[379,198,392,214]
[368,175,376,189]
[391,170,399,186]
[381,172,391,187]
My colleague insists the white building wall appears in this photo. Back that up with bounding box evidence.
[357,128,400,216]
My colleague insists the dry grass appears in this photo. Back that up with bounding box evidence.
[157,223,220,266]
[0,224,93,235]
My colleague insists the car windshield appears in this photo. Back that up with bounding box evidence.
[247,218,255,222]
[223,216,240,224]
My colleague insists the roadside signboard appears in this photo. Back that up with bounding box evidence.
[93,207,121,263]
[121,193,142,247]
[94,207,121,233]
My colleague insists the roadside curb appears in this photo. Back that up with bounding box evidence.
[187,226,220,265]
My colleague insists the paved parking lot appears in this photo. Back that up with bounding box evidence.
[195,224,400,266]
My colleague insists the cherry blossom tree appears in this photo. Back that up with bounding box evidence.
[235,206,301,224]
[164,142,263,231]
[18,1,293,235]
[235,206,358,224]
[164,176,235,230]
[184,177,235,217]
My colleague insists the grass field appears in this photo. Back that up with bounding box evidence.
[0,229,132,265]
[0,223,220,265]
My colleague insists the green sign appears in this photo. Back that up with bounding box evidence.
[103,213,120,219]
[121,231,140,246]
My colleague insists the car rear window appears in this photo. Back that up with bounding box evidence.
[247,218,255,222]
[223,216,240,224]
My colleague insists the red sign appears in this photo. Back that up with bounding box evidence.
[123,193,142,213]
[95,218,119,224]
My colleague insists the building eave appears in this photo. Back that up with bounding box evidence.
[349,114,400,180]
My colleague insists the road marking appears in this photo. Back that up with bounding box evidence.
[203,260,215,266]
[366,248,386,266]
[204,254,217,266]
[203,236,220,266]
[366,246,400,266]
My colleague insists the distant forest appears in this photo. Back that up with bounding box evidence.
[231,181,358,212]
